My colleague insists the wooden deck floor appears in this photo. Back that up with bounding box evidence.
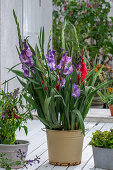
[16,119,113,170]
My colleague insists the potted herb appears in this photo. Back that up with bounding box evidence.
[0,87,33,169]
[11,10,113,166]
[89,130,113,169]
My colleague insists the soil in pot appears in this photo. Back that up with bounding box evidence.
[47,129,84,166]
[0,140,29,169]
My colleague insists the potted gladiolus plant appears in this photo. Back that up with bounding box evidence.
[0,87,33,169]
[10,10,113,166]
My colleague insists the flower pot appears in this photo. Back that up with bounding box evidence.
[109,104,113,116]
[92,146,113,169]
[91,94,104,108]
[46,129,84,166]
[0,140,29,169]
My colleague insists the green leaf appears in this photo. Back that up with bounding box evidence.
[1,76,17,85]
[96,90,107,103]
[7,63,21,72]
[22,126,28,135]
[17,77,26,88]
[72,109,85,135]
[10,69,27,79]
[6,167,11,170]
[71,67,78,84]
[13,9,23,49]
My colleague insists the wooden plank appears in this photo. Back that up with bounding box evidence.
[52,165,68,170]
[100,122,113,131]
[82,156,94,170]
[95,168,108,170]
[23,143,48,170]
[83,122,104,150]
[37,161,54,170]
[16,120,45,139]
[27,134,46,155]
[85,122,97,135]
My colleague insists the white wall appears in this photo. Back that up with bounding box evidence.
[0,0,52,91]
[0,0,23,91]
[23,0,52,52]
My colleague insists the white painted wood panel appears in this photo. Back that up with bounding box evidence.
[0,0,23,90]
[23,0,52,53]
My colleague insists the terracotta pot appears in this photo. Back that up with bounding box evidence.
[46,129,84,166]
[0,140,29,169]
[109,104,113,116]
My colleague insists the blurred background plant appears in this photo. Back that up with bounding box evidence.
[97,85,113,108]
[87,64,113,86]
[52,0,113,67]
[0,83,33,145]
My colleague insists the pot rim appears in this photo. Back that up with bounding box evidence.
[0,140,30,146]
[46,129,83,133]
[92,146,113,150]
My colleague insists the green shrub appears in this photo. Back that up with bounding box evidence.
[89,130,113,148]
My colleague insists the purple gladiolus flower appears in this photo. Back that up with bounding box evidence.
[57,55,73,75]
[19,41,34,77]
[74,56,82,71]
[72,83,80,99]
[23,69,30,77]
[2,114,5,118]
[64,65,74,75]
[45,49,56,71]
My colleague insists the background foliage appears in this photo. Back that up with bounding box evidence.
[52,0,113,67]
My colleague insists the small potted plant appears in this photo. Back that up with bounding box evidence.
[0,87,33,169]
[89,130,113,169]
[11,10,113,166]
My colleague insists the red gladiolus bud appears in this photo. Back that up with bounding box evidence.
[56,84,60,91]
[58,72,61,75]
[45,85,48,91]
[14,113,21,119]
[60,77,62,81]
[44,76,46,80]
[80,57,87,84]
[42,81,44,85]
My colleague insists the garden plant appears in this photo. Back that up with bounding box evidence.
[0,87,32,145]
